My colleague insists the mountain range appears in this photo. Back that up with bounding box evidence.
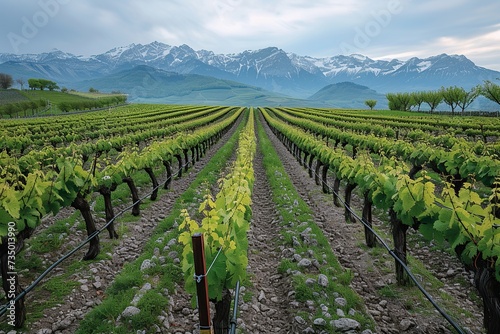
[1,41,499,109]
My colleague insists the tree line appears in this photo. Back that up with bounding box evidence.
[385,81,500,114]
[0,73,58,91]
[27,78,59,91]
[1,99,48,118]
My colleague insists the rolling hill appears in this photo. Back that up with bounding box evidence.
[308,82,387,109]
[73,65,312,107]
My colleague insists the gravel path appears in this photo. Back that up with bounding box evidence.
[235,136,297,333]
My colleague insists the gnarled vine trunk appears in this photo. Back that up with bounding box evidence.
[390,208,410,286]
[333,178,341,207]
[212,288,231,334]
[362,191,376,248]
[314,160,322,186]
[123,177,141,216]
[72,194,100,260]
[321,164,330,194]
[474,268,500,334]
[163,160,173,190]
[344,183,357,223]
[98,184,119,239]
[175,154,183,178]
[183,149,189,172]
[307,154,315,178]
[144,167,159,201]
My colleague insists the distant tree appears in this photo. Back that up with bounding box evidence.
[27,78,58,90]
[457,85,481,113]
[38,79,53,90]
[58,102,71,112]
[116,95,127,104]
[440,86,463,115]
[46,81,59,91]
[4,103,20,117]
[422,90,443,113]
[365,99,377,110]
[38,79,48,90]
[28,78,41,90]
[480,80,500,107]
[0,73,14,89]
[386,93,400,110]
[89,87,99,93]
[61,87,68,93]
[411,91,426,112]
[29,101,38,115]
[19,101,31,117]
[16,78,25,90]
[37,99,48,108]
[386,92,414,111]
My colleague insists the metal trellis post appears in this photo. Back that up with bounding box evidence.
[192,233,213,334]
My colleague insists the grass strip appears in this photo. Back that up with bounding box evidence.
[255,111,376,332]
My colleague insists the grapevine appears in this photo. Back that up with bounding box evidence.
[178,108,255,332]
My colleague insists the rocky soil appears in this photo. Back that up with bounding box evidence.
[234,138,297,333]
[165,115,485,333]
[259,116,485,334]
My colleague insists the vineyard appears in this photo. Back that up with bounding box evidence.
[0,104,499,333]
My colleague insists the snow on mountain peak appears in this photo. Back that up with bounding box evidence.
[54,42,483,80]
[350,54,368,61]
[417,60,432,72]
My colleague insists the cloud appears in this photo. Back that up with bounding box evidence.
[431,25,500,69]
[191,0,364,53]
[1,0,499,70]
[328,0,500,70]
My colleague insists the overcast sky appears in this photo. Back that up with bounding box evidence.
[1,0,499,70]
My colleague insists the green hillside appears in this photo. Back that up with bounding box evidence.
[20,90,94,104]
[0,89,30,105]
[308,82,387,109]
[74,65,319,107]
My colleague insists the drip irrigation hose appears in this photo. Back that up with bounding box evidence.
[229,281,241,334]
[277,127,468,334]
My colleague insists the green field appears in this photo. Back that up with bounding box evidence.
[20,90,94,104]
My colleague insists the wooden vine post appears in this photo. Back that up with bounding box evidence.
[192,233,214,334]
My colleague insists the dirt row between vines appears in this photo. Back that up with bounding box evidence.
[259,114,485,334]
[12,117,243,334]
[232,134,298,333]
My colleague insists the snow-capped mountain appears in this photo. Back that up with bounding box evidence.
[1,41,499,97]
[93,41,173,65]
